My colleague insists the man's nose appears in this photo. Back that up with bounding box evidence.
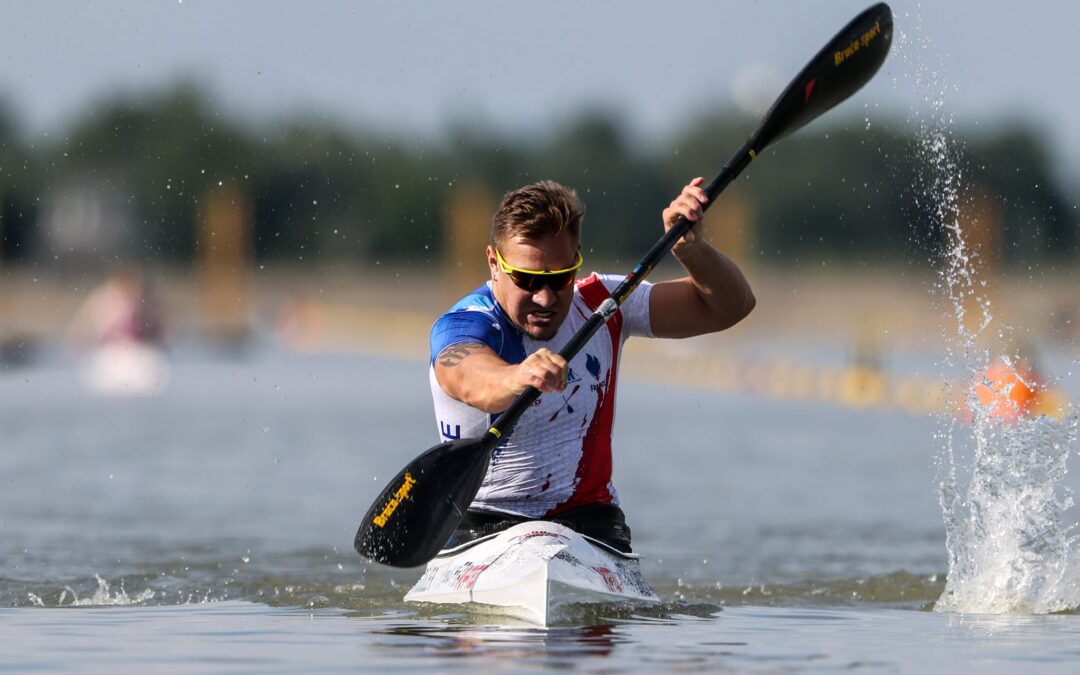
[531,285,557,307]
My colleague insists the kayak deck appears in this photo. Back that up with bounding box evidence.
[403,521,658,625]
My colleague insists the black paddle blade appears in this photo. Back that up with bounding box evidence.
[354,435,497,567]
[751,3,893,152]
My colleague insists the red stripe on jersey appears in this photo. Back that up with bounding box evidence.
[548,274,622,515]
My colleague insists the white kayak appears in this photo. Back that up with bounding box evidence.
[403,520,659,625]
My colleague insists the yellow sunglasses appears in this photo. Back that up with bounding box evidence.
[495,248,584,292]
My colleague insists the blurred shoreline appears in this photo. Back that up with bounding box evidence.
[2,262,1076,416]
[4,262,1077,352]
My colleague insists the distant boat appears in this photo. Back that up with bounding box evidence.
[80,341,169,396]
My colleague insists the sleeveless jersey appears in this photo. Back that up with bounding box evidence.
[429,273,654,518]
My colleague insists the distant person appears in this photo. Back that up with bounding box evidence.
[67,266,164,350]
[428,178,755,552]
[67,266,168,396]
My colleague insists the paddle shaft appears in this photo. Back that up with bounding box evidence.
[354,3,892,568]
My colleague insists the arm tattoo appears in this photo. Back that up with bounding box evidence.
[438,342,487,368]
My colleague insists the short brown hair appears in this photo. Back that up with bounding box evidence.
[491,181,584,247]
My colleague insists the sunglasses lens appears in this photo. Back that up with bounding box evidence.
[508,271,542,292]
[508,269,575,292]
[546,271,576,291]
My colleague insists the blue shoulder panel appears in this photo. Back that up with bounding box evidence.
[429,284,526,365]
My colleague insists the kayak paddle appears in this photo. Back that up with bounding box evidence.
[355,2,893,567]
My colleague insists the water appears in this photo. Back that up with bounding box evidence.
[2,345,1078,671]
[5,603,1080,673]
[897,12,1080,615]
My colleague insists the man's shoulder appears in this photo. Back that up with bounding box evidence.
[574,272,625,293]
[430,283,525,364]
[430,283,505,355]
[574,271,654,337]
[572,272,610,309]
[444,283,498,317]
[575,272,645,307]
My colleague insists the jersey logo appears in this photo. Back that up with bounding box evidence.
[550,352,601,422]
[586,354,601,379]
[549,384,582,422]
[440,422,462,440]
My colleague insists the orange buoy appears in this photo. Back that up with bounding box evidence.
[973,358,1039,423]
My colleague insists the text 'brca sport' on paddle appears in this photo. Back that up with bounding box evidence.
[354,3,894,569]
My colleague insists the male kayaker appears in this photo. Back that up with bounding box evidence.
[429,178,754,552]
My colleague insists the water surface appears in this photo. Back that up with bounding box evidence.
[1,347,1077,671]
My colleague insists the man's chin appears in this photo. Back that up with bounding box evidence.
[520,317,560,341]
[523,325,557,341]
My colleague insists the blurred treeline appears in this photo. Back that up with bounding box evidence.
[0,81,1075,269]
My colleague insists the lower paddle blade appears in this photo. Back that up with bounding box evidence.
[354,435,497,568]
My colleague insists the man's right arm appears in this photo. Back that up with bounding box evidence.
[434,343,569,414]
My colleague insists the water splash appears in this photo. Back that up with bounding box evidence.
[896,12,1080,614]
[937,413,1080,613]
[32,575,158,607]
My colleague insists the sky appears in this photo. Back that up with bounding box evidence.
[2,1,1079,180]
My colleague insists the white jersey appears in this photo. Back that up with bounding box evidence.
[429,273,654,518]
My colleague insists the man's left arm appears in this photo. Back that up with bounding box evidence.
[649,177,756,339]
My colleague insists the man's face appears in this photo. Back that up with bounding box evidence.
[487,230,580,341]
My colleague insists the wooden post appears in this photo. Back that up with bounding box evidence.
[443,181,496,301]
[702,187,753,270]
[197,185,253,345]
[0,191,7,344]
[952,184,1001,340]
